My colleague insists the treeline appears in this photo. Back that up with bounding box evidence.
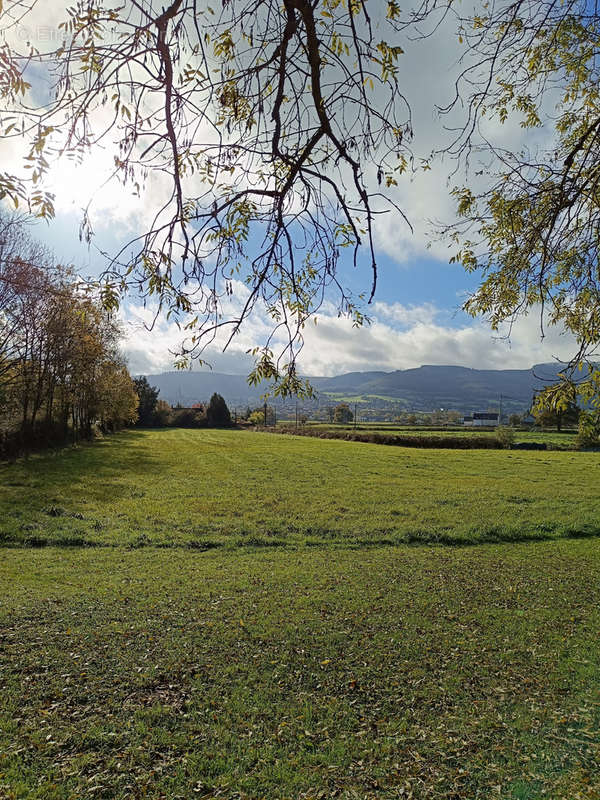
[0,213,138,457]
[134,380,288,429]
[134,377,232,428]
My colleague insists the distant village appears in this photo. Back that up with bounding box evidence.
[155,395,526,429]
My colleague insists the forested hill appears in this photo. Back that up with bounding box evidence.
[144,363,565,413]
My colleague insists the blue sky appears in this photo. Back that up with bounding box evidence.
[1,1,579,376]
[40,209,477,322]
[31,201,576,378]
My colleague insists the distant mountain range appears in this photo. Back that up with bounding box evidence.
[144,363,567,414]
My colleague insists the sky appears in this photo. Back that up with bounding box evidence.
[0,1,579,377]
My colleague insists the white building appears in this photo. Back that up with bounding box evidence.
[464,412,500,427]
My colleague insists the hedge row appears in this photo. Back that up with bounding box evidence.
[262,426,554,450]
[268,426,511,449]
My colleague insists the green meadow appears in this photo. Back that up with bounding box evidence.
[1,430,600,799]
[1,429,598,548]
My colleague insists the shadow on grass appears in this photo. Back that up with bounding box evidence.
[0,430,166,505]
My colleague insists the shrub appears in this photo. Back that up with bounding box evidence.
[171,408,206,428]
[495,425,515,448]
[248,406,276,426]
[576,410,600,449]
[153,399,172,427]
[334,403,353,423]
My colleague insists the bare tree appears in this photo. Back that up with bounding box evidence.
[0,0,413,393]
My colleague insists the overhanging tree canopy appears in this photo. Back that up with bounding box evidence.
[2,0,600,406]
[0,0,414,394]
[439,0,600,411]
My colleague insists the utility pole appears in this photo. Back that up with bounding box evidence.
[499,394,503,424]
[295,400,298,429]
[264,402,267,427]
[354,402,357,430]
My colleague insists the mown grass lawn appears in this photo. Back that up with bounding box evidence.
[1,541,600,799]
[1,430,600,799]
[1,428,599,548]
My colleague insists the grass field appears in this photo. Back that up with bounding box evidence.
[1,429,598,548]
[2,542,600,799]
[2,430,600,799]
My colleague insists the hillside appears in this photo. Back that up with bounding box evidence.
[144,363,565,414]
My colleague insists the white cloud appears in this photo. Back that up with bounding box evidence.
[295,306,578,376]
[119,280,274,374]
[2,2,580,385]
[119,295,579,377]
[371,301,439,327]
